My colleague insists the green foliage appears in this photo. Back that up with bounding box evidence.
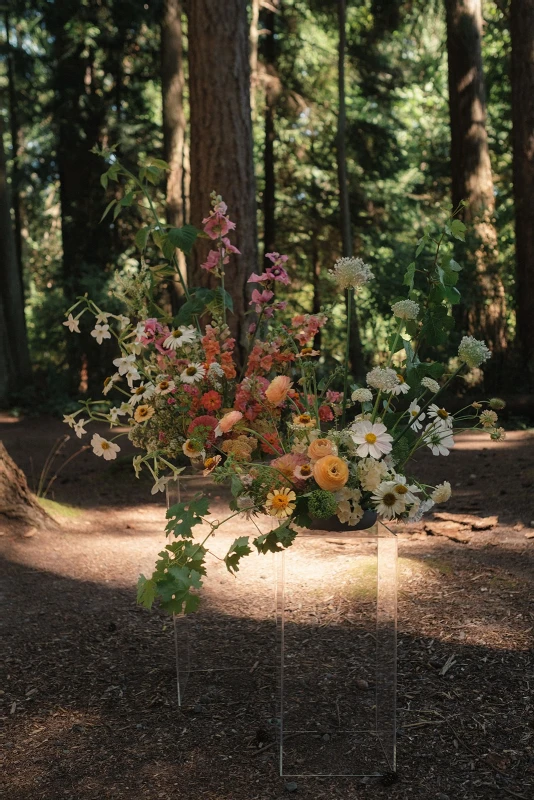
[253,523,297,554]
[165,496,210,538]
[224,537,253,574]
[307,489,338,519]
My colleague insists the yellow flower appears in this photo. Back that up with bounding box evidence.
[203,455,222,476]
[292,413,316,429]
[134,404,155,423]
[313,455,349,492]
[265,487,297,519]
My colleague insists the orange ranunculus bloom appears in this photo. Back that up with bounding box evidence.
[265,375,292,406]
[313,455,349,491]
[307,438,336,461]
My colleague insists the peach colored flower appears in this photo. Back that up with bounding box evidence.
[216,410,243,436]
[313,455,349,492]
[271,452,306,482]
[265,375,293,406]
[307,438,337,461]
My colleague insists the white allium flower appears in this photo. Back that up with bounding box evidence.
[91,433,120,461]
[428,403,453,429]
[390,374,410,395]
[421,377,440,393]
[163,325,197,350]
[431,481,452,503]
[90,323,111,345]
[458,336,491,368]
[372,481,406,519]
[180,363,206,384]
[407,399,425,431]
[351,421,393,459]
[63,313,81,333]
[366,367,399,392]
[329,256,374,291]
[351,387,373,403]
[73,419,87,438]
[391,300,420,320]
[423,422,455,456]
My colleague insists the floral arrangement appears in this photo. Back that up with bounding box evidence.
[63,153,505,614]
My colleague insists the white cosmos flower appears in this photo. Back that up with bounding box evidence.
[432,481,452,503]
[163,325,197,350]
[391,299,420,320]
[423,422,455,456]
[351,421,393,459]
[390,374,410,395]
[458,336,491,368]
[91,433,120,461]
[63,314,81,333]
[421,376,440,393]
[91,324,111,344]
[372,482,406,519]
[155,378,176,395]
[151,475,173,495]
[428,403,453,428]
[180,363,206,384]
[351,387,373,403]
[366,367,399,392]
[407,399,425,431]
[329,256,374,291]
[129,382,155,406]
[73,419,87,438]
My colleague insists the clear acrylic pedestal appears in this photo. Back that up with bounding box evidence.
[166,481,397,778]
[275,521,397,778]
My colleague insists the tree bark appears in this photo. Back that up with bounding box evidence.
[0,442,57,530]
[262,6,277,263]
[161,0,188,307]
[0,114,31,404]
[337,0,364,381]
[4,10,24,299]
[510,0,534,381]
[187,0,258,354]
[445,0,507,361]
[249,0,261,114]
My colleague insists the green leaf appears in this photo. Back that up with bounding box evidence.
[100,172,109,189]
[415,236,428,258]
[135,226,150,252]
[421,306,453,347]
[224,536,252,574]
[137,575,157,609]
[449,258,462,272]
[450,219,466,241]
[253,523,297,554]
[147,158,169,170]
[165,496,209,538]
[120,190,135,207]
[167,225,200,255]
[144,165,162,184]
[113,202,122,221]
[159,234,176,261]
[100,199,116,222]
[402,338,418,368]
[174,289,214,325]
[403,262,416,290]
[230,474,243,498]
[157,566,203,615]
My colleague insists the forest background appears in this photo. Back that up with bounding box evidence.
[1,0,534,414]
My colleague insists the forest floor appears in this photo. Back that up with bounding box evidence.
[1,415,533,800]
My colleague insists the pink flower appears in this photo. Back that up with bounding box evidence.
[326,390,343,403]
[319,404,334,422]
[247,271,268,284]
[222,237,240,255]
[202,211,236,240]
[265,375,292,406]
[250,288,274,313]
[216,410,243,435]
[248,323,257,335]
[201,250,220,271]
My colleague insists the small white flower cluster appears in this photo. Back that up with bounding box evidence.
[458,336,491,368]
[391,299,420,320]
[329,257,374,291]
[351,387,373,403]
[366,367,399,392]
[421,376,440,393]
[335,487,363,526]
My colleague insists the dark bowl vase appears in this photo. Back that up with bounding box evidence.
[306,509,378,533]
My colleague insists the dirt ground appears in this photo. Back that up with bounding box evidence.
[1,415,533,800]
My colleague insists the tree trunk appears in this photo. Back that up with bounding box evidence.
[249,0,260,114]
[263,6,277,264]
[445,0,507,363]
[161,0,188,308]
[510,0,534,382]
[337,0,364,381]
[187,0,258,354]
[0,442,57,530]
[4,10,24,299]
[0,114,31,404]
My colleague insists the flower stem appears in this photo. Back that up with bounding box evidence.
[341,287,353,427]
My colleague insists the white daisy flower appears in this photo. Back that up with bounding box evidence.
[421,377,440,393]
[389,474,420,504]
[73,419,87,438]
[351,387,373,403]
[329,256,374,291]
[458,336,491,368]
[428,403,453,429]
[129,382,155,406]
[431,481,452,503]
[372,482,406,519]
[180,363,206,384]
[423,422,455,456]
[351,421,393,459]
[63,314,81,333]
[163,325,197,350]
[91,433,120,461]
[391,299,420,320]
[154,378,176,395]
[103,373,120,395]
[407,399,425,431]
[91,324,111,345]
[366,367,399,392]
[390,374,410,395]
